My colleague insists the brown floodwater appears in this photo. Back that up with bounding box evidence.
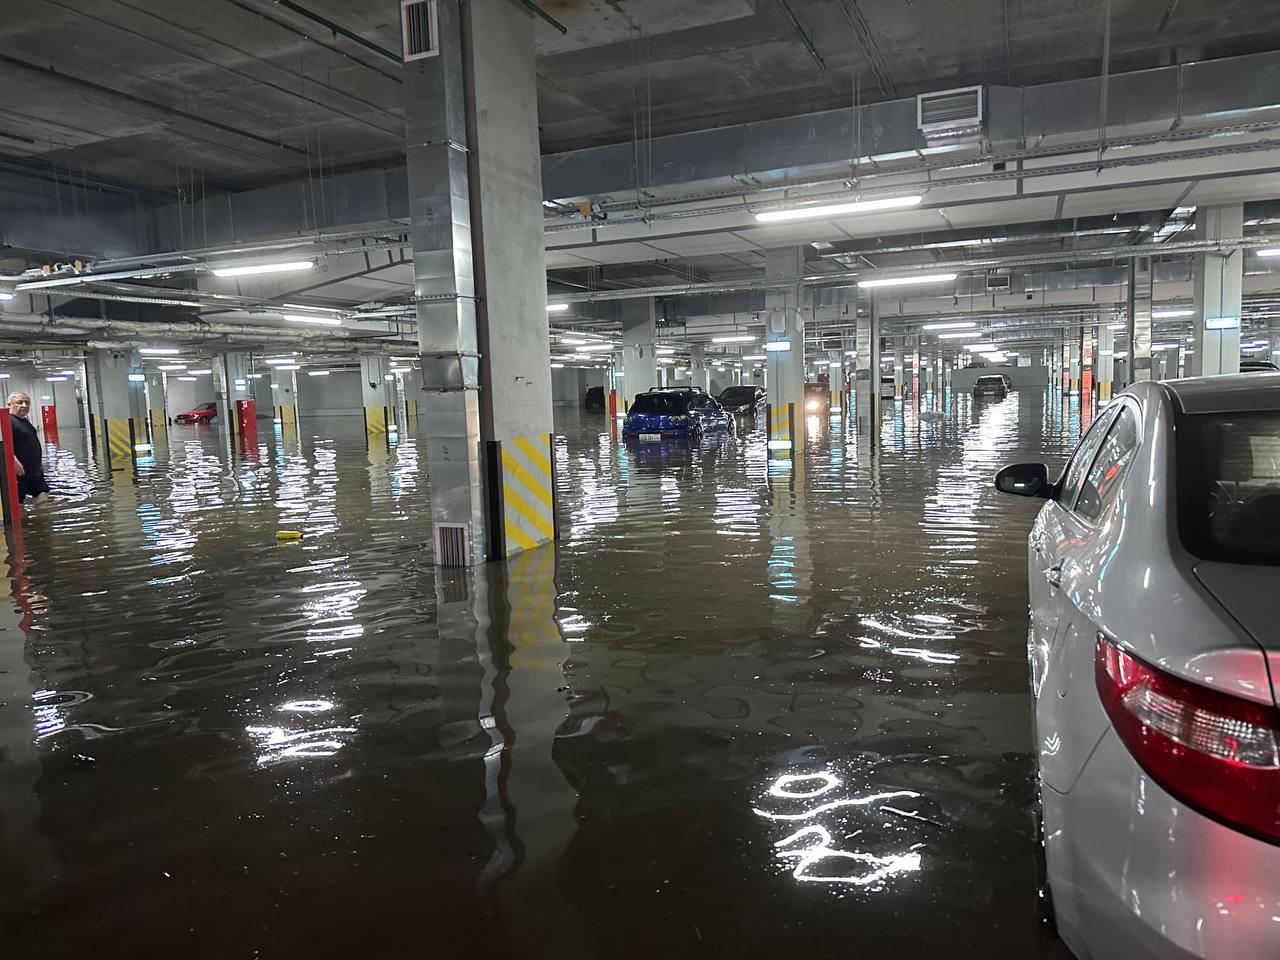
[0,388,1092,958]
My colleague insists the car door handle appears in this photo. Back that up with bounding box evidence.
[1044,564,1063,589]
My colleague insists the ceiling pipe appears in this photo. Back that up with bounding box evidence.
[547,234,1280,305]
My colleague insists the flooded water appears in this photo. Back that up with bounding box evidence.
[0,389,1092,958]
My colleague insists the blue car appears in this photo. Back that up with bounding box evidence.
[623,388,734,442]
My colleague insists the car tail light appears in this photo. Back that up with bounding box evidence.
[1096,635,1280,843]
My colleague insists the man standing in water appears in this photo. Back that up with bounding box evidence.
[7,393,49,504]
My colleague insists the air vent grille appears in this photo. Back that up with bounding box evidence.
[435,522,471,567]
[917,86,983,132]
[401,0,439,62]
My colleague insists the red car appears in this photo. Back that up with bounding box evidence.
[174,402,218,424]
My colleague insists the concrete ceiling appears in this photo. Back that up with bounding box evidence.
[4,0,1280,191]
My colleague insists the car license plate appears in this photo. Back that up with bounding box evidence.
[640,433,661,442]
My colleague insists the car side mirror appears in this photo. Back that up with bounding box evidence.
[995,463,1053,498]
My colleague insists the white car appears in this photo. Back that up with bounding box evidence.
[996,374,1280,960]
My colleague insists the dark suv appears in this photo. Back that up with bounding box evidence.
[973,374,1010,399]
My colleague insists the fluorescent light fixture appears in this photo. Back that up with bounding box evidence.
[273,364,301,371]
[0,292,15,302]
[743,354,767,361]
[284,314,341,326]
[270,382,280,389]
[59,369,75,376]
[763,341,792,352]
[266,358,298,366]
[859,272,957,289]
[282,303,340,314]
[1256,248,1280,257]
[559,337,590,346]
[188,368,213,375]
[0,374,10,379]
[306,370,330,376]
[923,320,976,331]
[655,347,676,356]
[938,331,978,340]
[234,379,247,386]
[1108,323,1125,331]
[1205,316,1240,330]
[384,374,396,381]
[45,376,67,382]
[546,304,570,313]
[127,373,146,382]
[1152,342,1179,350]
[157,364,188,371]
[249,374,263,379]
[755,194,922,223]
[551,362,566,369]
[40,395,51,401]
[177,376,198,381]
[575,344,614,353]
[1152,308,1194,319]
[211,260,314,278]
[139,347,179,356]
[711,334,756,344]
[844,350,857,357]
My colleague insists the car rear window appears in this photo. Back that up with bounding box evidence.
[1177,411,1280,565]
[719,387,756,403]
[976,376,1004,386]
[630,393,690,415]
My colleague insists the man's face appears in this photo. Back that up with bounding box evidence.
[7,395,30,418]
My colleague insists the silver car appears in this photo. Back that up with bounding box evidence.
[996,374,1280,959]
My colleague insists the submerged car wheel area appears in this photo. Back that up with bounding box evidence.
[996,373,1280,960]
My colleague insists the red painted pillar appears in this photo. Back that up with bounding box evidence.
[40,404,59,443]
[0,410,21,526]
[235,399,258,452]
[607,389,617,420]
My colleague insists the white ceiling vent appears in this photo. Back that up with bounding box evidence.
[917,86,983,141]
[401,0,440,62]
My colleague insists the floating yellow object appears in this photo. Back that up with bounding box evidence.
[275,530,302,541]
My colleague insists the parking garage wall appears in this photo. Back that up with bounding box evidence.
[296,370,362,417]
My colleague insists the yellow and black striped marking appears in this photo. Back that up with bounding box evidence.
[102,417,137,467]
[364,405,388,436]
[501,434,556,557]
[768,403,794,456]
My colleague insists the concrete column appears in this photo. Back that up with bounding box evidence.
[406,0,553,565]
[892,347,904,401]
[1097,326,1115,400]
[764,248,805,438]
[619,299,657,406]
[1190,204,1244,377]
[272,370,300,435]
[359,354,396,445]
[146,370,167,444]
[1127,256,1154,384]
[689,345,709,393]
[215,352,255,451]
[1068,339,1081,395]
[86,349,145,467]
[854,294,881,441]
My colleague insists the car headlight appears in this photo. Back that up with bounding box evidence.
[805,400,819,411]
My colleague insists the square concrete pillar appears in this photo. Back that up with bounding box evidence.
[1191,204,1243,377]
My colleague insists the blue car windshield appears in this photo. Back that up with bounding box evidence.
[631,393,690,415]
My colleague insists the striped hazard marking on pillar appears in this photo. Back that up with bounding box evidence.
[364,405,387,435]
[768,404,793,449]
[105,417,134,463]
[501,435,555,556]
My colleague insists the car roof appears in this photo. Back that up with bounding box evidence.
[1159,372,1280,414]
